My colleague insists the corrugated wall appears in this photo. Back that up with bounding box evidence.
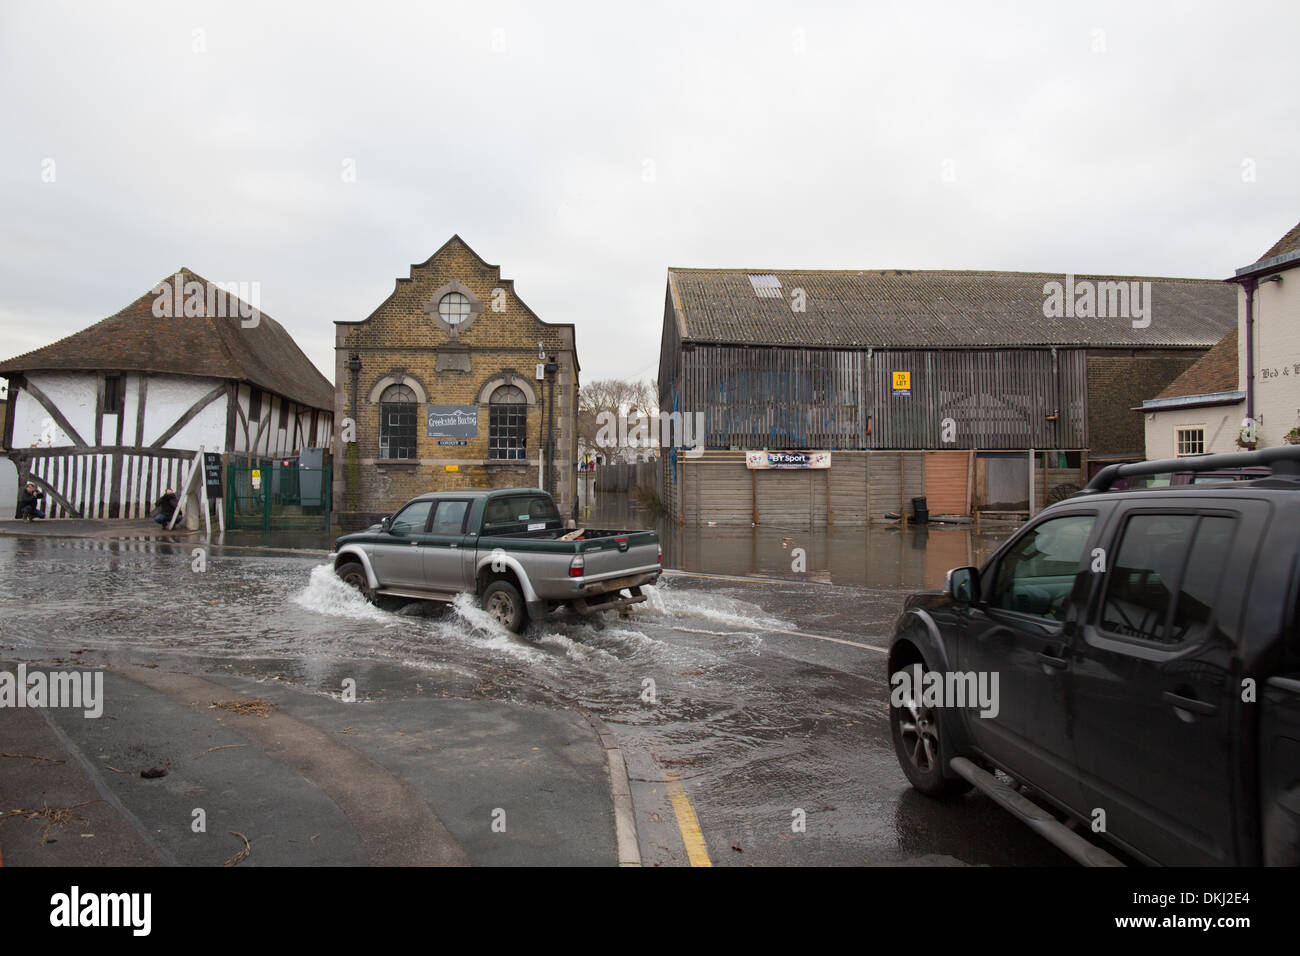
[676,345,1088,450]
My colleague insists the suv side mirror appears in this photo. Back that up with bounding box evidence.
[945,566,980,604]
[380,515,392,533]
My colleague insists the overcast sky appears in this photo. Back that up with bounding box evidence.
[2,0,1297,388]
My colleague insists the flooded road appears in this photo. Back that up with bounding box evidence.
[0,526,1069,866]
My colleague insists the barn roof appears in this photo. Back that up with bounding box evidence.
[0,269,334,410]
[665,268,1236,349]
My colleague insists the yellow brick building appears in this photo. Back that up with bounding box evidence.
[332,236,579,530]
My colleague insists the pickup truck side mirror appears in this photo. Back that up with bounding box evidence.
[380,515,392,533]
[944,566,981,604]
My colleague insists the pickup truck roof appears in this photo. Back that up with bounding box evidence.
[403,487,548,502]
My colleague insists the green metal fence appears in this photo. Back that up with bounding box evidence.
[226,462,331,530]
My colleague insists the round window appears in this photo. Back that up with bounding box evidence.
[439,292,472,326]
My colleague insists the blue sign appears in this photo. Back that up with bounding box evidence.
[427,405,478,438]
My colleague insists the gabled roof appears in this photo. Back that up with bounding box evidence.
[1259,220,1300,262]
[0,269,333,410]
[1155,330,1239,400]
[666,268,1236,349]
[1234,218,1300,279]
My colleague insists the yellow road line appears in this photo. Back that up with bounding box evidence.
[664,770,712,867]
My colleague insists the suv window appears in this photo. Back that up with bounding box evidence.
[431,500,469,534]
[1099,513,1237,645]
[390,500,432,534]
[990,514,1095,619]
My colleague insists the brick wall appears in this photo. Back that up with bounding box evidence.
[331,237,579,527]
[1087,349,1206,459]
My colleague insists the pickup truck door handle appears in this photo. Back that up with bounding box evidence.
[1162,691,1217,717]
[1037,651,1069,670]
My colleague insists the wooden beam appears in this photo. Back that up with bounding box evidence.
[94,373,104,446]
[114,380,126,445]
[19,377,89,447]
[134,373,148,446]
[12,444,193,459]
[25,471,80,518]
[224,382,238,452]
[149,383,226,449]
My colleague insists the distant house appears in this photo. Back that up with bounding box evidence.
[659,267,1235,524]
[0,269,334,519]
[1141,219,1300,457]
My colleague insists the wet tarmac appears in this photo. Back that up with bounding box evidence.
[0,514,1077,867]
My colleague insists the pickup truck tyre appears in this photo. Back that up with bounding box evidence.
[889,656,972,798]
[335,560,374,603]
[482,580,528,633]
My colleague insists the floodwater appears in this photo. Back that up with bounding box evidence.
[0,507,1065,865]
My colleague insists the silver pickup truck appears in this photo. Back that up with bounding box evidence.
[330,487,662,632]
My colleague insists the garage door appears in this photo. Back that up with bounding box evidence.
[924,451,968,515]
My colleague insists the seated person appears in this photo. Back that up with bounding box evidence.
[154,488,182,526]
[17,482,45,521]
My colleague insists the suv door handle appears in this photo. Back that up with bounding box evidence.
[1037,651,1069,670]
[1162,691,1217,717]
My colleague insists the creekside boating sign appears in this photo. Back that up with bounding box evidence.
[745,451,832,469]
[427,405,479,438]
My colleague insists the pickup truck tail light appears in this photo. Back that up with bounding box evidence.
[656,546,662,566]
[568,555,585,578]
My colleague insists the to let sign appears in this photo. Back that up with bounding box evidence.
[427,405,479,438]
[892,371,911,395]
[203,452,223,499]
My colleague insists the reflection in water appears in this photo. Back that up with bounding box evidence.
[585,494,1018,590]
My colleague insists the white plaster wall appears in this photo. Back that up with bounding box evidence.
[142,375,228,451]
[11,372,97,447]
[1144,403,1243,460]
[121,373,143,445]
[1243,278,1300,445]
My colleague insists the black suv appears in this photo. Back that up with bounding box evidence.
[888,447,1300,866]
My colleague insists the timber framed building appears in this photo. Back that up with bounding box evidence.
[0,269,334,519]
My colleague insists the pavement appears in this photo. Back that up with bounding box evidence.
[0,518,199,539]
[0,517,333,552]
[0,659,634,867]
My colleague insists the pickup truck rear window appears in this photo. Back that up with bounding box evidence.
[482,495,559,532]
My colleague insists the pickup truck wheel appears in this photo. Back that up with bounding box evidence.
[482,580,528,633]
[889,658,972,798]
[336,560,374,603]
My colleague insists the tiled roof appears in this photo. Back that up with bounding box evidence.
[666,268,1236,349]
[1155,329,1239,400]
[0,269,333,410]
[1257,220,1300,263]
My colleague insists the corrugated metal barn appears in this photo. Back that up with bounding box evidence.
[658,268,1235,525]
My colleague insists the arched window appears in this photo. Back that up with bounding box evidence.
[380,384,417,459]
[489,385,527,461]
